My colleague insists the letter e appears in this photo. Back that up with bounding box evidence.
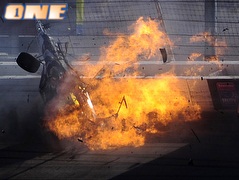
[48,4,67,20]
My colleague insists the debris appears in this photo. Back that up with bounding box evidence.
[115,96,128,117]
[1,129,5,134]
[160,48,167,63]
[222,28,229,32]
[200,77,203,80]
[26,39,35,52]
[94,67,106,78]
[191,128,201,143]
[149,16,156,20]
[77,138,83,143]
[133,125,145,133]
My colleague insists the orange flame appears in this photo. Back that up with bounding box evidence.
[188,31,228,76]
[45,17,201,150]
[190,31,228,62]
[188,53,202,61]
[190,32,215,46]
[102,17,170,62]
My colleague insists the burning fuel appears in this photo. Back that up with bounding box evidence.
[45,17,201,150]
[188,53,202,61]
[190,31,228,61]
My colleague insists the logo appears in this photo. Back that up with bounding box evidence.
[4,3,68,20]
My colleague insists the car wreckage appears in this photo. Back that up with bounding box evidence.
[16,20,96,122]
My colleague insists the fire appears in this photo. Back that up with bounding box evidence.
[45,17,201,150]
[97,17,171,75]
[190,31,227,62]
[190,32,215,46]
[188,53,202,61]
[90,77,201,126]
[104,16,169,61]
[188,31,228,76]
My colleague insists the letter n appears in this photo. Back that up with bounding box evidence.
[24,4,49,20]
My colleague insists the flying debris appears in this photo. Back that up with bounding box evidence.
[222,28,229,32]
[77,138,84,143]
[115,96,128,118]
[191,128,201,143]
[160,48,167,63]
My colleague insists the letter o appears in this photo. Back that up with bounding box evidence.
[4,4,24,20]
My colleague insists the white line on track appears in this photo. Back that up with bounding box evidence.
[0,75,40,79]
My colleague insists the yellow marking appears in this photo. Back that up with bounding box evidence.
[70,93,80,106]
[76,0,84,25]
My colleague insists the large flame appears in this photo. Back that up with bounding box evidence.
[102,17,170,62]
[45,17,201,150]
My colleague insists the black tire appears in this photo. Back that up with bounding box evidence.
[16,52,40,73]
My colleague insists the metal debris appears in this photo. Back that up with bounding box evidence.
[160,48,167,63]
[222,28,229,32]
[115,96,128,118]
[77,138,83,143]
[191,128,201,143]
[26,39,35,52]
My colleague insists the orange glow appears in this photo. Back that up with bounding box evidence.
[190,31,228,62]
[98,17,172,75]
[46,76,201,150]
[90,77,201,125]
[45,17,201,150]
[188,53,202,61]
[105,16,169,61]
[190,32,215,46]
[188,31,227,76]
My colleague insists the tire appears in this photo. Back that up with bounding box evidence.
[16,52,40,73]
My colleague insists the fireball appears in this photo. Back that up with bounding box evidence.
[45,17,201,150]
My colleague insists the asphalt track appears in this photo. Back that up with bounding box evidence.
[1,110,239,179]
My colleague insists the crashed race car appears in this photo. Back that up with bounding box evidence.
[16,20,96,122]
